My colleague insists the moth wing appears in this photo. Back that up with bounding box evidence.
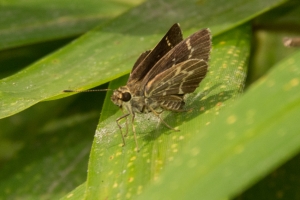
[145,59,208,97]
[128,23,183,85]
[141,28,211,88]
[131,50,151,73]
[156,94,186,111]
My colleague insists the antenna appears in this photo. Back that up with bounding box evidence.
[63,89,111,93]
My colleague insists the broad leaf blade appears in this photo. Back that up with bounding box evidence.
[0,0,141,50]
[136,50,300,200]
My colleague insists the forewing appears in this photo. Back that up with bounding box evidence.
[141,28,211,87]
[145,59,208,97]
[128,23,183,84]
[131,50,151,73]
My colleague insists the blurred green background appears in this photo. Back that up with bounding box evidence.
[0,0,299,199]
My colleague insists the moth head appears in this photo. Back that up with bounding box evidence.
[111,86,132,107]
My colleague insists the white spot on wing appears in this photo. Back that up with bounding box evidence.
[175,66,182,75]
[166,36,172,47]
[186,38,191,50]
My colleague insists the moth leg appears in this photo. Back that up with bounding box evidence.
[131,113,139,152]
[124,113,129,137]
[147,105,179,132]
[119,107,129,137]
[116,113,130,146]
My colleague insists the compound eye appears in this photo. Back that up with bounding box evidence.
[121,92,131,102]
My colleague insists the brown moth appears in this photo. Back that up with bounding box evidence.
[64,23,211,151]
[110,23,211,150]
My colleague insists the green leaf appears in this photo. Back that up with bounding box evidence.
[0,94,102,199]
[0,0,287,120]
[85,24,251,199]
[0,0,142,50]
[136,49,300,200]
[60,183,86,200]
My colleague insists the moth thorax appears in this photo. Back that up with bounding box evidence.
[111,86,132,107]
